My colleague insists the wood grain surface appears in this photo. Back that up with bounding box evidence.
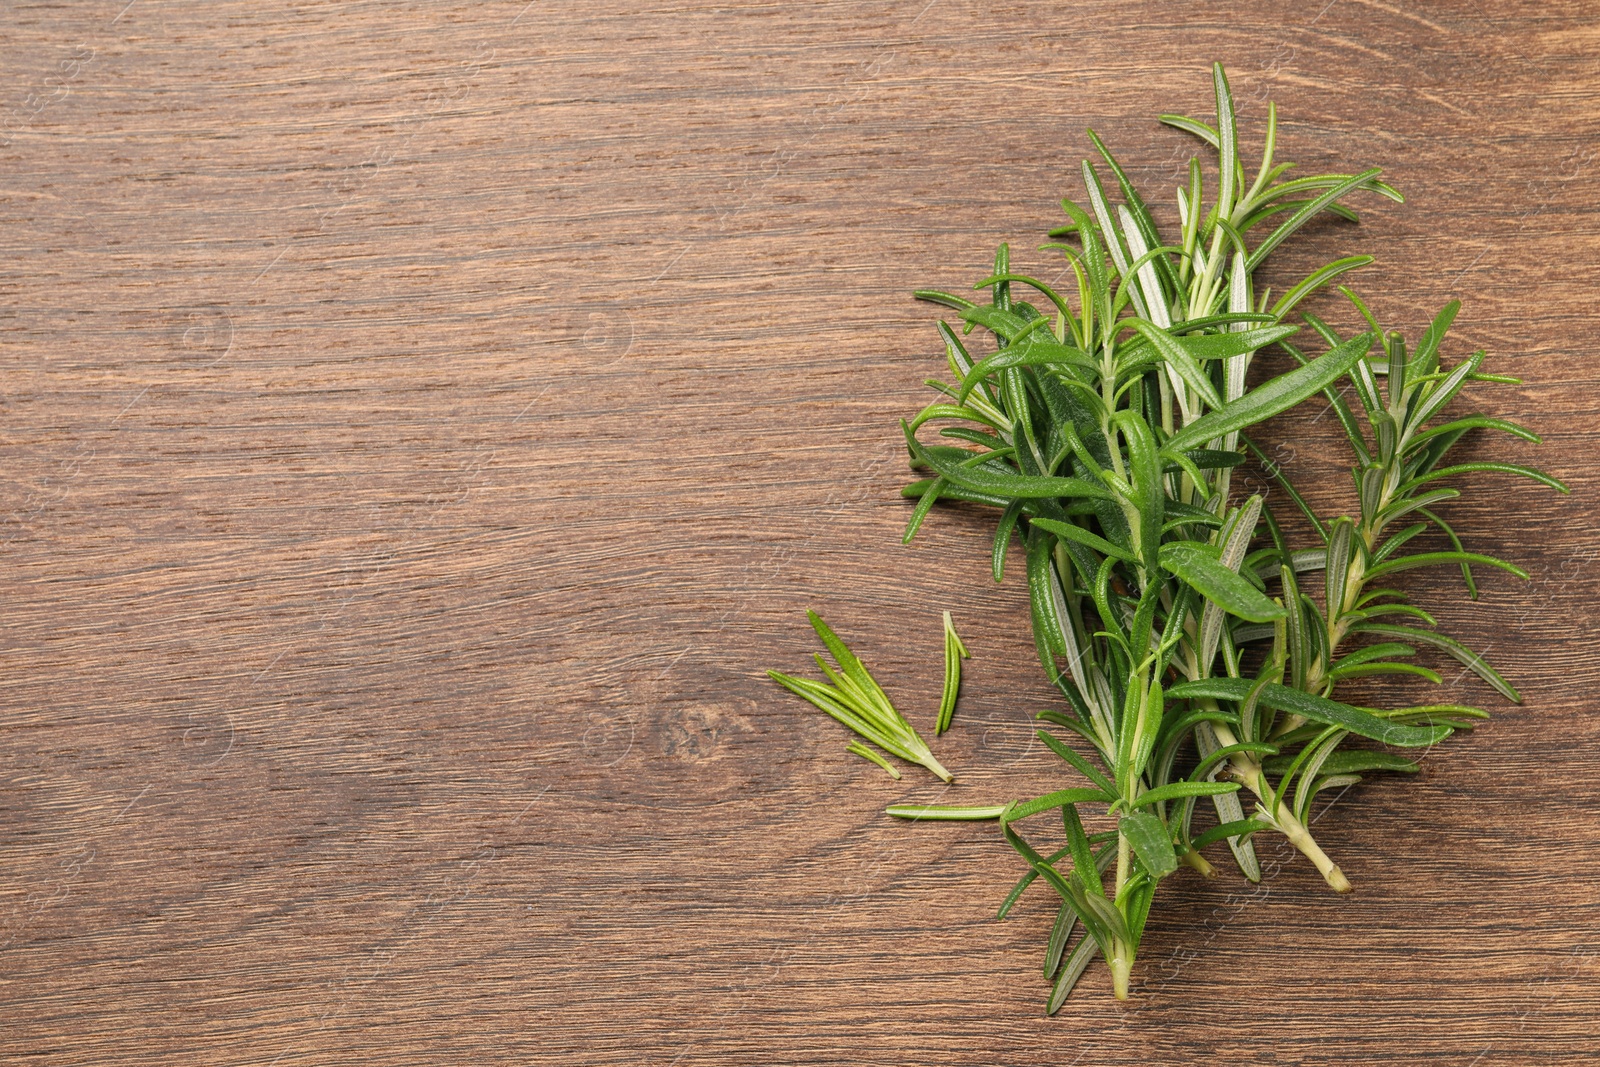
[2,2,1597,1064]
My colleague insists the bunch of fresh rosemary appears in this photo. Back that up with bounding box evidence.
[863,65,1568,1007]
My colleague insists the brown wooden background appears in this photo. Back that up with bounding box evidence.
[2,2,1597,1064]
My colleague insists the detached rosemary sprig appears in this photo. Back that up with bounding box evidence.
[770,610,953,782]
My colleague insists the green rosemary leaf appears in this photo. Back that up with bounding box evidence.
[1045,901,1077,981]
[1255,172,1403,205]
[969,272,1078,324]
[901,477,1012,510]
[1158,112,1220,147]
[1375,487,1462,527]
[937,611,968,735]
[913,289,977,312]
[769,671,879,738]
[1291,729,1351,824]
[1404,348,1484,433]
[1246,168,1385,271]
[1271,255,1374,318]
[1163,332,1374,455]
[1168,678,1449,747]
[1171,448,1247,472]
[1031,516,1136,564]
[959,303,1043,343]
[1192,816,1267,850]
[1089,130,1185,299]
[1047,937,1100,1015]
[1330,661,1442,684]
[1036,728,1118,797]
[1387,331,1410,408]
[1008,787,1117,823]
[1026,528,1071,683]
[1080,161,1135,292]
[1056,197,1112,301]
[1372,522,1429,565]
[1262,724,1339,816]
[1349,622,1521,702]
[1199,495,1265,673]
[1330,641,1417,671]
[1408,415,1541,448]
[1159,541,1285,623]
[1115,410,1166,571]
[1128,780,1241,809]
[940,427,1007,449]
[1123,319,1223,409]
[992,499,1025,582]
[902,475,946,544]
[1346,601,1438,626]
[1409,299,1460,379]
[1363,550,1530,583]
[1262,749,1419,776]
[847,740,902,779]
[907,401,1006,434]
[904,424,1112,500]
[1382,703,1490,725]
[1196,722,1262,881]
[1324,517,1356,625]
[1120,810,1179,878]
[886,804,1008,821]
[1398,461,1569,496]
[1213,63,1239,221]
[1036,707,1103,746]
[1173,311,1277,332]
[954,340,1100,403]
[1192,741,1279,780]
[808,611,888,703]
[1059,802,1101,898]
[1160,323,1299,361]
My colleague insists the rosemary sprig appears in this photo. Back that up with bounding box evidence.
[770,611,953,782]
[784,62,1562,1009]
[890,64,1399,1001]
[1181,295,1569,889]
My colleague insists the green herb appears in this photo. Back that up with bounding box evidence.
[769,610,953,782]
[892,63,1399,1002]
[937,610,968,734]
[1183,295,1568,890]
[784,62,1563,1010]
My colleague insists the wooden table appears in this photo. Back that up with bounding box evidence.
[2,3,1596,1063]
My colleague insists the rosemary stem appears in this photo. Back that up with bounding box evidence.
[1109,939,1133,1000]
[1109,829,1137,998]
[1273,804,1352,893]
[917,750,954,784]
[1180,847,1217,877]
[1213,715,1328,875]
[1221,746,1351,892]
